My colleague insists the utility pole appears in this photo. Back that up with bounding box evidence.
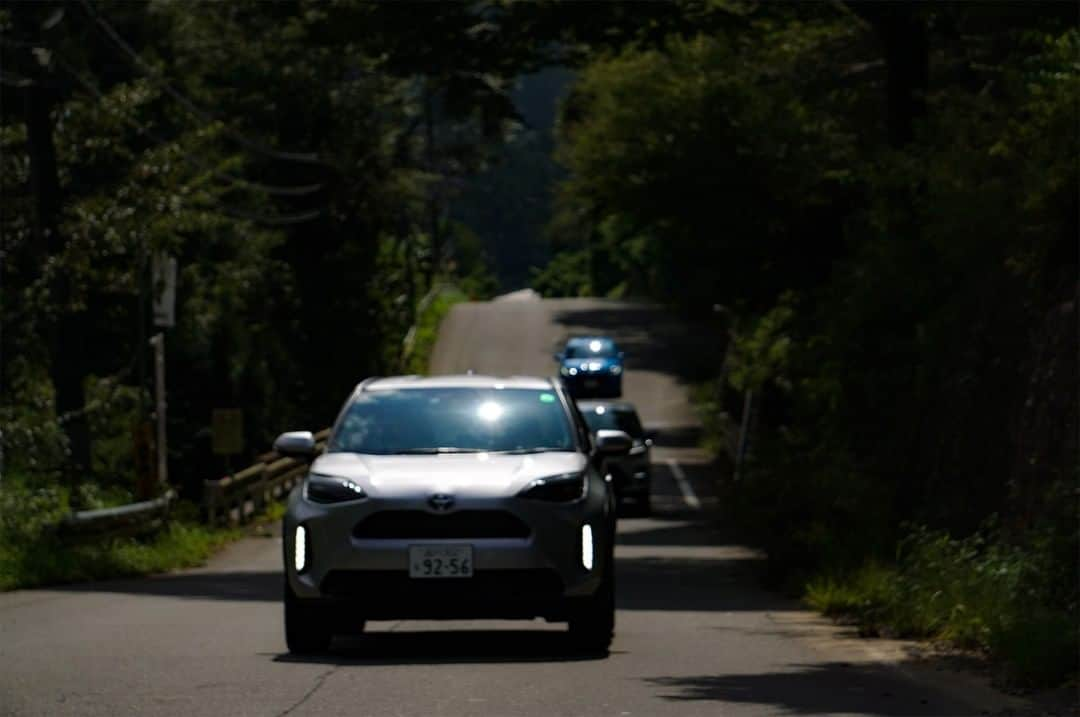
[149,333,167,488]
[148,253,175,491]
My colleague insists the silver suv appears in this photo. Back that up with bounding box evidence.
[274,375,632,654]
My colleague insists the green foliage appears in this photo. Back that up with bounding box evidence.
[401,285,468,375]
[2,0,549,498]
[548,3,1078,685]
[805,523,1079,687]
[531,247,593,298]
[0,477,239,591]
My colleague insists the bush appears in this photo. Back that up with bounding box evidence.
[401,285,468,375]
[0,480,237,591]
[805,523,1079,688]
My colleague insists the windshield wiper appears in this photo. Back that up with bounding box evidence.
[496,447,572,455]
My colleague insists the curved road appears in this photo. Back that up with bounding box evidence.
[0,296,1022,716]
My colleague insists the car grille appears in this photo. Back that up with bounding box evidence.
[353,510,531,540]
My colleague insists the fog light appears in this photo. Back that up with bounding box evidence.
[294,525,307,573]
[581,524,594,571]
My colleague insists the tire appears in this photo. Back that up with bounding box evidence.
[567,557,615,652]
[284,579,333,655]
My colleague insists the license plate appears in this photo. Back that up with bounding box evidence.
[409,545,473,579]
[584,379,599,389]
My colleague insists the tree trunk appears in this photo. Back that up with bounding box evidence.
[848,1,928,148]
[25,80,90,477]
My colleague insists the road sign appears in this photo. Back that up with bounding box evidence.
[212,409,244,456]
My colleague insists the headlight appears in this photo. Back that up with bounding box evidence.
[560,366,570,376]
[568,367,578,376]
[518,472,587,502]
[629,442,647,455]
[304,473,367,503]
[610,365,622,375]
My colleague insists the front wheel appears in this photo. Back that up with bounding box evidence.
[567,563,615,652]
[284,579,332,654]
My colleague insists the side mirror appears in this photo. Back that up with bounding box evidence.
[595,429,633,457]
[274,430,316,459]
[618,351,625,360]
[553,352,564,362]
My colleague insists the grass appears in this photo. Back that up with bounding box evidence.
[402,284,468,374]
[0,513,241,592]
[0,478,254,592]
[803,529,1079,688]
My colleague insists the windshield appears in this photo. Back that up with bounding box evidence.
[564,339,618,359]
[581,406,644,437]
[328,387,576,455]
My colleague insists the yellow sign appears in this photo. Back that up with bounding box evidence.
[211,409,244,456]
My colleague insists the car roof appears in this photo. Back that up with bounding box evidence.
[576,399,638,414]
[362,375,556,391]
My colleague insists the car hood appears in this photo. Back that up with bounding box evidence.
[308,450,588,498]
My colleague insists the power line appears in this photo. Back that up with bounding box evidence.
[78,0,338,173]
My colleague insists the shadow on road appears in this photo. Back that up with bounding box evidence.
[643,663,974,716]
[51,554,783,612]
[271,629,609,666]
[615,519,736,547]
[54,570,283,602]
[645,425,705,449]
[616,555,787,612]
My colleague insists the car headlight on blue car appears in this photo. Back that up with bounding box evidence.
[304,473,367,503]
[610,365,622,375]
[518,472,587,502]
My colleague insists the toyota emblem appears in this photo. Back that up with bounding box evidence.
[428,493,455,512]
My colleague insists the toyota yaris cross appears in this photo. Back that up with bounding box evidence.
[274,375,632,654]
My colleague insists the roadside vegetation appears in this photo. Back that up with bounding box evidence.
[540,3,1078,687]
[2,2,526,589]
[0,475,240,591]
[401,285,470,375]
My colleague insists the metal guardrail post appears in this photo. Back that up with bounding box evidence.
[204,479,219,527]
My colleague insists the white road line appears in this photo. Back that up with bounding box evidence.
[665,458,701,510]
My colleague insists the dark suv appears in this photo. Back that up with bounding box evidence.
[577,400,652,510]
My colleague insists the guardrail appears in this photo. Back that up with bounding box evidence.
[57,489,177,541]
[203,428,330,527]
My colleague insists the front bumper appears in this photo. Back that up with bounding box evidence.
[283,478,613,620]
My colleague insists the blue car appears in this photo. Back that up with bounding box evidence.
[555,337,624,398]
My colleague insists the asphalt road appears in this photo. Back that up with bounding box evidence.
[0,295,1023,717]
